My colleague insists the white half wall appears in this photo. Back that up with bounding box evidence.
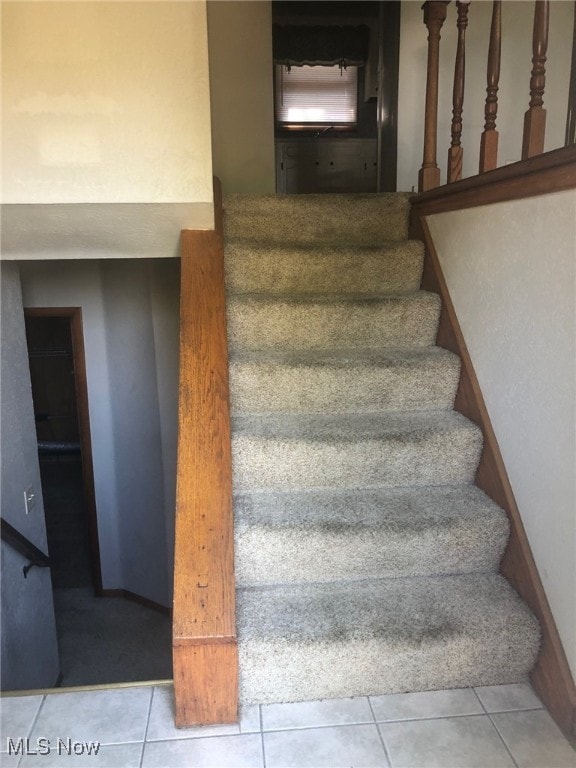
[18,259,180,607]
[398,1,574,191]
[426,190,576,677]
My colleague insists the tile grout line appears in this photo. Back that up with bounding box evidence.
[487,712,521,768]
[472,688,540,768]
[471,688,488,714]
[473,690,520,768]
[259,709,538,734]
[139,685,155,768]
[368,697,394,768]
[26,694,46,739]
[259,705,266,768]
[14,694,47,768]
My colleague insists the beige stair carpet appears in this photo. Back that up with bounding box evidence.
[223,193,540,705]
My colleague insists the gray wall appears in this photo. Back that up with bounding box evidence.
[18,259,180,607]
[1,262,60,690]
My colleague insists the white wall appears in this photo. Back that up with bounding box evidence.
[1,263,61,690]
[207,1,276,194]
[1,0,214,258]
[427,190,576,677]
[398,1,574,191]
[18,259,180,607]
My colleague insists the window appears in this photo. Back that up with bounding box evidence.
[274,64,358,128]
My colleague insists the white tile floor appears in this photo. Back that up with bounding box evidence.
[1,683,574,768]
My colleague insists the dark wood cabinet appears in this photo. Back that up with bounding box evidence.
[275,139,378,193]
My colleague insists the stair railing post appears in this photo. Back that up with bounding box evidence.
[522,0,550,159]
[448,0,470,183]
[419,0,450,193]
[479,0,502,173]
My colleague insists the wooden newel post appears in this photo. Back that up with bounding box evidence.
[448,0,470,183]
[522,0,549,159]
[419,0,450,193]
[479,0,502,173]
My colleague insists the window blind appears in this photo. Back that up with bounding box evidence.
[275,65,358,125]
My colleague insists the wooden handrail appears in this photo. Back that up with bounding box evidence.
[413,144,576,213]
[479,0,502,173]
[522,0,550,159]
[419,1,450,192]
[447,1,470,183]
[172,178,238,727]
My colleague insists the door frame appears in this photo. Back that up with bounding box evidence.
[24,307,103,593]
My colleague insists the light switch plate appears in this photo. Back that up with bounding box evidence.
[24,486,35,514]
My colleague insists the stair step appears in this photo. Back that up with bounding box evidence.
[225,240,424,295]
[229,347,460,415]
[227,291,441,353]
[231,411,483,491]
[237,574,540,703]
[224,193,410,245]
[235,486,509,586]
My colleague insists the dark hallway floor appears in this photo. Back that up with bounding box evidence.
[54,589,172,688]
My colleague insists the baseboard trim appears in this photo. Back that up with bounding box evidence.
[99,589,171,616]
[1,680,173,698]
[410,209,576,743]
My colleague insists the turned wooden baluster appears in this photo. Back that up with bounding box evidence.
[479,0,501,173]
[448,0,470,183]
[419,0,450,193]
[522,0,550,159]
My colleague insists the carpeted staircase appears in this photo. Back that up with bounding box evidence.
[223,193,540,705]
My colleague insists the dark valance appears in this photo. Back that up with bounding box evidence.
[273,24,370,68]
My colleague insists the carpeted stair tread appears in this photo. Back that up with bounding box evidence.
[229,347,460,414]
[231,411,483,491]
[227,291,441,352]
[237,573,540,703]
[223,192,540,705]
[224,193,410,245]
[225,240,424,295]
[234,485,509,586]
[232,409,480,443]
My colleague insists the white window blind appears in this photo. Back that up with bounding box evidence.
[275,65,358,125]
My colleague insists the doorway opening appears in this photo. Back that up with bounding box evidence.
[272,0,400,194]
[23,306,173,688]
[24,308,101,593]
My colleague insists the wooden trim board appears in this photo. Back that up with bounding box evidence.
[172,179,238,727]
[412,144,576,215]
[410,203,576,744]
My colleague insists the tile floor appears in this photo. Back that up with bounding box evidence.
[1,683,574,768]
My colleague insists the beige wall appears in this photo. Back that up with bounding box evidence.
[2,1,213,207]
[427,191,576,677]
[207,1,275,195]
[398,1,574,191]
